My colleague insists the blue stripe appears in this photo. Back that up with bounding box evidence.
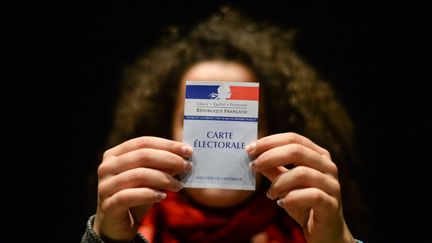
[185,85,219,99]
[184,115,258,122]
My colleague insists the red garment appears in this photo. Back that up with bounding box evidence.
[138,190,306,243]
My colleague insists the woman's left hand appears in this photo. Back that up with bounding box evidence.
[246,132,355,243]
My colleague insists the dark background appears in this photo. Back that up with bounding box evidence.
[3,1,429,242]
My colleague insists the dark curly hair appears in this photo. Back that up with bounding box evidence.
[95,5,368,241]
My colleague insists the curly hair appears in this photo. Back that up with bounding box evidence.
[100,6,368,240]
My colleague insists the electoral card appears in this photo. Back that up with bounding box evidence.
[180,80,259,190]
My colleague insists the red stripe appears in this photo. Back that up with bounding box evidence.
[228,86,259,100]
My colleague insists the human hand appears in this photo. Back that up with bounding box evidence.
[246,132,355,243]
[93,136,193,242]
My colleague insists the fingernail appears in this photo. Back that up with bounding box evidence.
[266,190,273,199]
[155,191,167,201]
[277,199,284,207]
[181,145,193,157]
[183,160,193,171]
[176,181,185,190]
[248,161,256,171]
[245,142,256,154]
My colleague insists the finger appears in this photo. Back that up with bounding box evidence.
[266,166,340,200]
[252,165,288,183]
[101,188,167,220]
[98,168,183,199]
[246,132,331,159]
[104,136,193,158]
[98,148,193,178]
[250,143,338,181]
[276,188,339,227]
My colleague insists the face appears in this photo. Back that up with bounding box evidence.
[172,60,265,208]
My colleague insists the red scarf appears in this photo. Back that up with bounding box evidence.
[138,190,306,243]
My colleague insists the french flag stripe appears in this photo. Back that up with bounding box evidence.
[185,85,219,99]
[228,86,259,101]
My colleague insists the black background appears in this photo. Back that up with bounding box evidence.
[3,1,429,242]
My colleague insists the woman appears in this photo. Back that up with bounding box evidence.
[82,6,367,243]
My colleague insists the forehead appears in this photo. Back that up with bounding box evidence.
[181,61,256,83]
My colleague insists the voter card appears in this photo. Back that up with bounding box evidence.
[180,80,259,190]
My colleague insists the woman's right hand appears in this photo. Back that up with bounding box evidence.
[92,136,193,242]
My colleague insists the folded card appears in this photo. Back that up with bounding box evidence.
[180,80,259,190]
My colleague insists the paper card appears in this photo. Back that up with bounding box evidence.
[180,80,259,190]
